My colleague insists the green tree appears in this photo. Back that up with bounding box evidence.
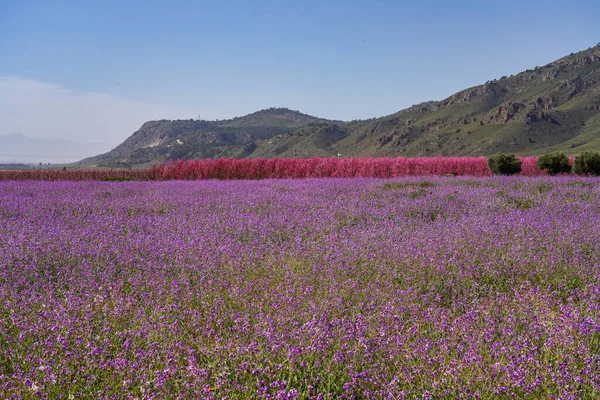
[536,152,571,175]
[487,154,522,175]
[573,151,600,175]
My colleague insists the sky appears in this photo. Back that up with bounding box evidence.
[1,0,599,148]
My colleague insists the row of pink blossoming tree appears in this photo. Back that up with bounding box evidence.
[2,153,599,181]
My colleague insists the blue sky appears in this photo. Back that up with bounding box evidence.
[1,0,599,146]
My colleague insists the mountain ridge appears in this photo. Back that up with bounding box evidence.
[80,44,600,167]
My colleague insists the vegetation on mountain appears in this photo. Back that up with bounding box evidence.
[79,44,600,168]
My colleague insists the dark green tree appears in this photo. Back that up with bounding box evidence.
[573,151,600,175]
[487,154,522,175]
[536,152,572,175]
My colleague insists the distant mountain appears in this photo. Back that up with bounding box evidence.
[0,134,111,164]
[81,44,600,167]
[80,108,342,166]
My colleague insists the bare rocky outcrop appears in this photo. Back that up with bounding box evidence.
[533,96,557,111]
[441,81,508,107]
[525,110,559,125]
[486,102,527,125]
[377,126,424,148]
[560,76,599,99]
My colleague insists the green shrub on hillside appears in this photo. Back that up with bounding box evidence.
[536,152,572,175]
[487,154,522,175]
[573,151,600,175]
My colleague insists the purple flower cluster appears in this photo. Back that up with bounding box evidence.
[1,177,599,398]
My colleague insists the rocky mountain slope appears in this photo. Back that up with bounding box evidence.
[81,44,600,167]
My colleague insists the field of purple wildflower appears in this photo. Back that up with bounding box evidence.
[1,177,600,399]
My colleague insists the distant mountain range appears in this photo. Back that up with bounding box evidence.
[80,44,600,167]
[0,133,111,164]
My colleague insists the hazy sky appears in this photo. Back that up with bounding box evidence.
[1,0,599,146]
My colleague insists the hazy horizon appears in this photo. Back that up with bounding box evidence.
[2,0,599,155]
